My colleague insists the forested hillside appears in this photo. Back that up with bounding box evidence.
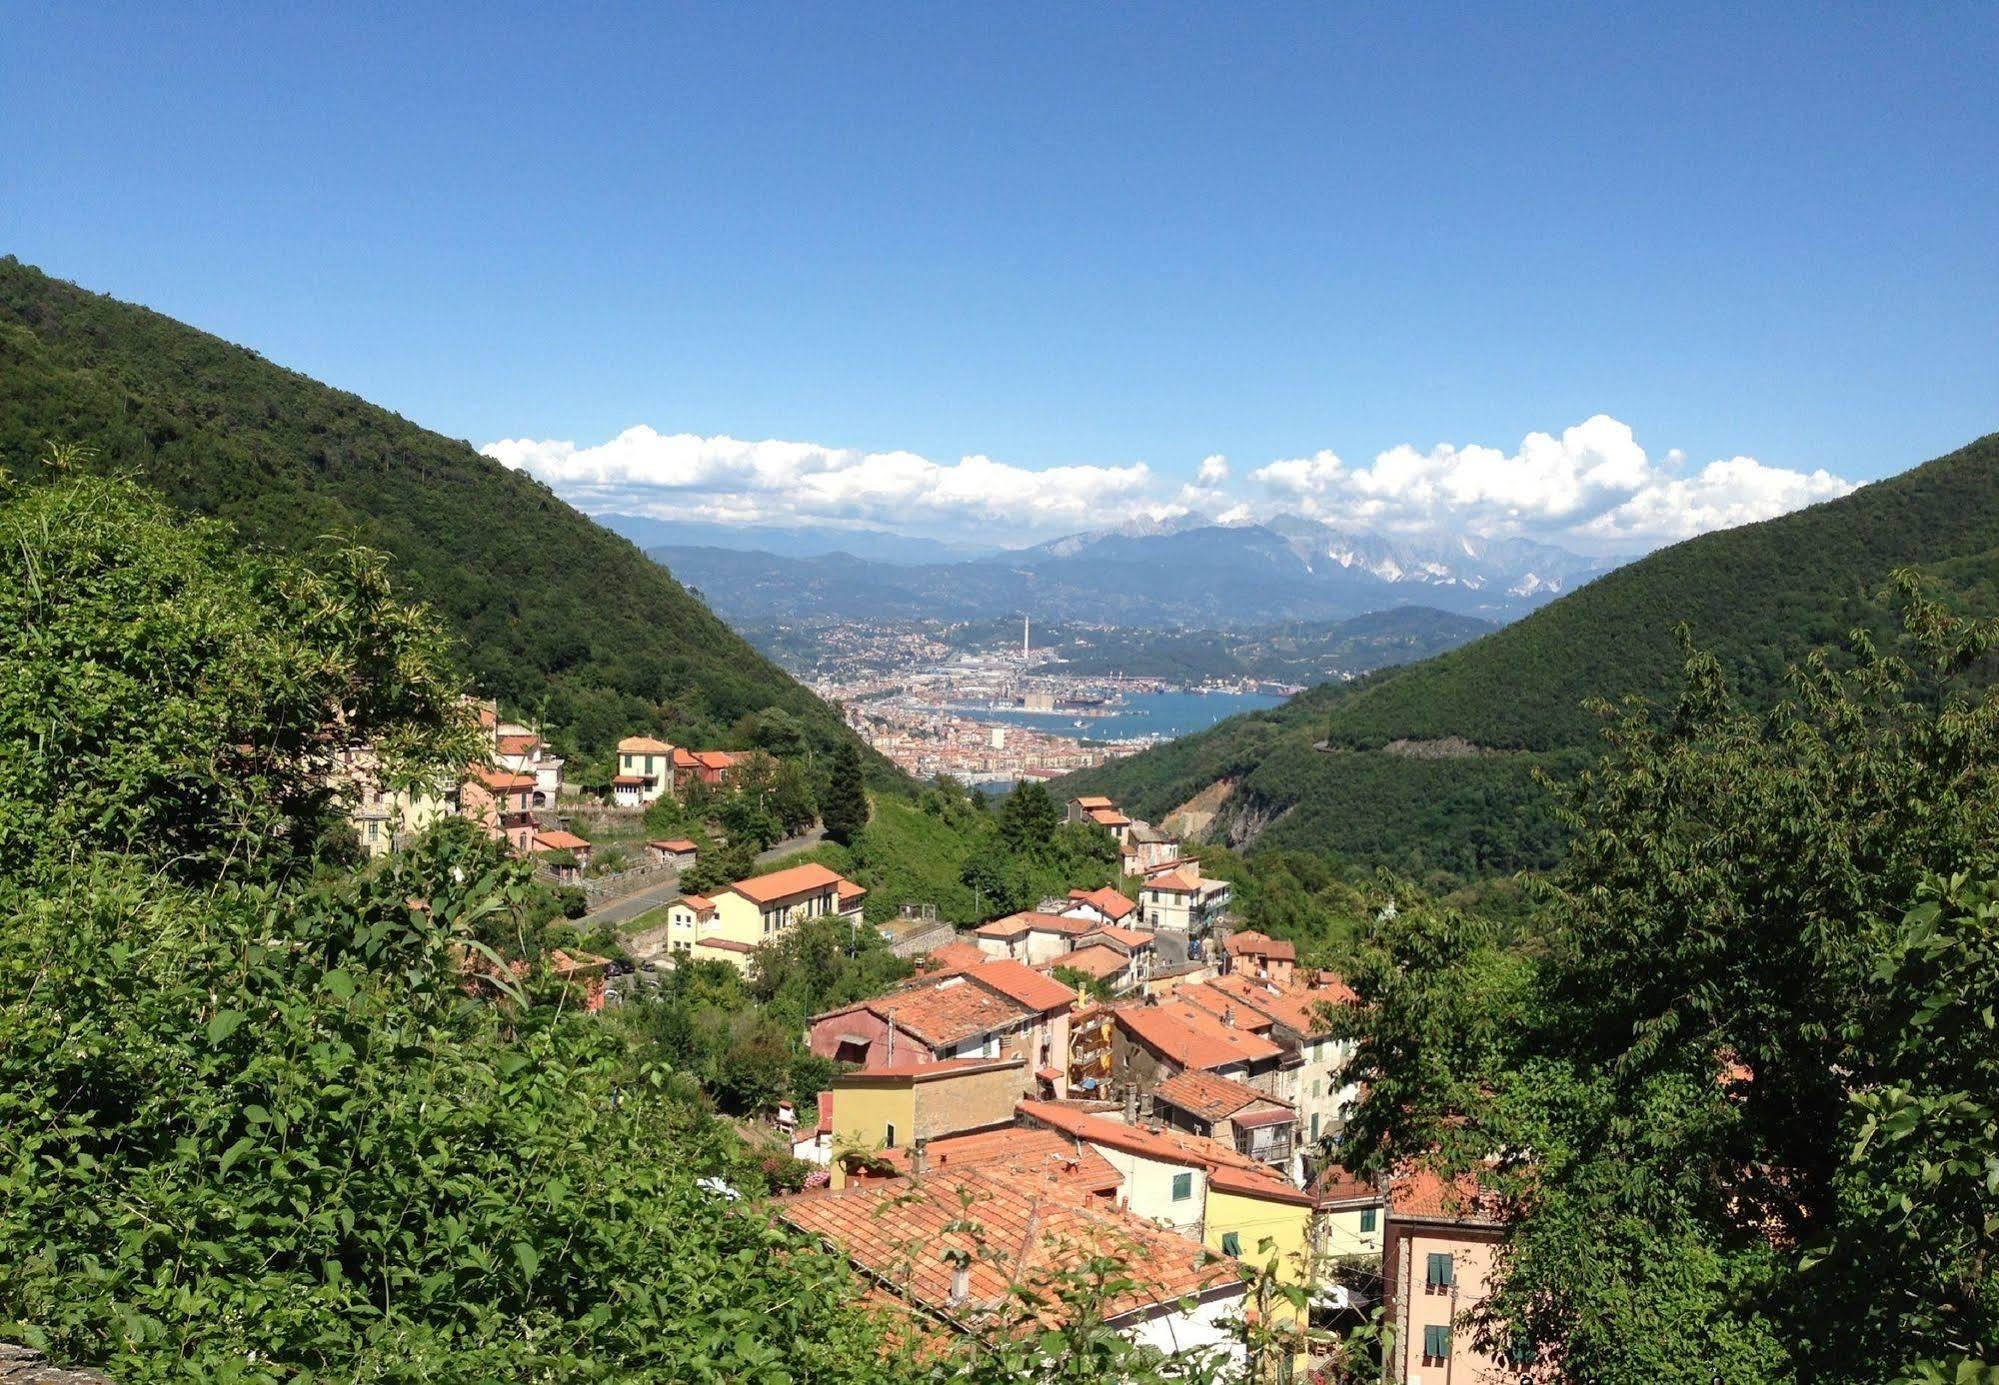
[0,257,891,780]
[1067,430,1999,881]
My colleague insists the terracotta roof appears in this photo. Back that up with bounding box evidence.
[694,937,755,954]
[611,775,649,786]
[1043,945,1129,982]
[618,735,674,754]
[964,959,1077,1014]
[836,1056,1024,1083]
[1071,796,1115,809]
[675,893,714,914]
[649,838,698,852]
[531,829,591,852]
[1208,1165,1315,1205]
[1173,983,1278,1033]
[470,767,536,792]
[837,879,868,905]
[974,911,1092,939]
[1229,1105,1297,1132]
[725,862,850,905]
[1223,930,1297,962]
[923,939,987,973]
[776,1168,1237,1327]
[868,979,1030,1048]
[1085,807,1132,827]
[1017,1100,1289,1185]
[546,948,610,975]
[1310,1164,1379,1207]
[495,733,540,756]
[816,1090,834,1136]
[1083,925,1153,951]
[1388,1166,1508,1225]
[1200,973,1350,1037]
[1068,887,1137,922]
[1153,1069,1288,1124]
[1144,871,1201,893]
[1112,1000,1283,1071]
[872,1126,1122,1195]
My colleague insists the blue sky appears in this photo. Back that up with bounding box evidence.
[7,3,1996,548]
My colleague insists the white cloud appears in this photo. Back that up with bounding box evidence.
[1247,415,1854,550]
[485,415,1855,553]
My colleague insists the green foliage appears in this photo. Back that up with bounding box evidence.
[1075,431,1999,881]
[822,740,870,845]
[0,257,898,785]
[1336,595,1999,1382]
[996,782,1062,857]
[0,473,478,883]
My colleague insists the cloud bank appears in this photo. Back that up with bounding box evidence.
[483,415,1854,553]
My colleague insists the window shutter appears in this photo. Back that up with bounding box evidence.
[1359,1208,1377,1233]
[1427,1252,1453,1288]
[1221,1231,1241,1256]
[1423,1325,1450,1359]
[1171,1171,1193,1201]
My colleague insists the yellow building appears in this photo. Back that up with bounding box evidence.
[334,746,457,857]
[708,862,864,951]
[824,1057,1027,1187]
[613,735,675,806]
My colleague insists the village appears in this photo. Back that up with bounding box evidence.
[338,712,1505,1379]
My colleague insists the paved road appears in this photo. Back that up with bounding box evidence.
[580,827,827,928]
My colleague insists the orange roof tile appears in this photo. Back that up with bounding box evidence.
[495,733,541,757]
[675,894,714,914]
[777,1168,1237,1327]
[531,829,591,852]
[1145,871,1201,893]
[1173,983,1278,1033]
[1071,796,1115,809]
[1153,1069,1289,1124]
[1016,1101,1292,1187]
[1043,945,1129,982]
[974,911,1091,939]
[867,979,1030,1048]
[1112,1000,1283,1071]
[1068,886,1137,921]
[1388,1165,1507,1225]
[872,1126,1122,1196]
[617,735,674,754]
[923,939,987,973]
[1201,972,1351,1036]
[1085,807,1132,827]
[964,958,1076,1014]
[1083,925,1153,951]
[725,862,849,905]
[649,838,698,851]
[837,879,868,904]
[1223,930,1296,962]
[470,767,536,791]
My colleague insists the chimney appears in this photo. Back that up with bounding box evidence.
[910,1136,929,1178]
[1222,1005,1236,1028]
[1124,1085,1139,1125]
[950,1260,971,1306]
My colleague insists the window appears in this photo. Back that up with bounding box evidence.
[1422,1324,1450,1365]
[1221,1231,1242,1256]
[1171,1171,1193,1201]
[884,1124,897,1149]
[1359,1208,1377,1233]
[1426,1252,1454,1291]
[1310,1113,1320,1140]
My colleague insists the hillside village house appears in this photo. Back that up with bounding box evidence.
[673,746,740,787]
[1073,925,1157,983]
[1174,971,1360,1147]
[1065,795,1133,844]
[822,1057,1027,1173]
[646,837,698,868]
[972,910,1094,964]
[1111,998,1289,1100]
[1059,886,1139,928]
[1139,869,1232,933]
[461,766,538,855]
[682,862,867,968]
[529,828,592,882]
[1121,820,1182,875]
[613,736,674,806]
[809,960,1076,1094]
[662,893,713,958]
[1040,943,1132,993]
[1151,1069,1300,1173]
[1311,1165,1387,1265]
[494,724,564,807]
[778,1165,1249,1366]
[1381,1169,1512,1384]
[1221,930,1298,987]
[333,746,457,857]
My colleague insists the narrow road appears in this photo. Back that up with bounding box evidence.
[579,827,827,928]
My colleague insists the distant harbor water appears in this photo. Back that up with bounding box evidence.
[979,688,1286,742]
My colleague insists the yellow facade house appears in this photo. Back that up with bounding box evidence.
[709,862,863,949]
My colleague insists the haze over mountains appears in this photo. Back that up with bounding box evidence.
[636,513,1620,628]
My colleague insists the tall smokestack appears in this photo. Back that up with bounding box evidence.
[1023,615,1030,658]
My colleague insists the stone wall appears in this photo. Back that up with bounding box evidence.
[1,1345,115,1384]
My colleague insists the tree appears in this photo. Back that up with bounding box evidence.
[0,475,477,882]
[770,758,820,836]
[997,781,1061,856]
[822,740,870,845]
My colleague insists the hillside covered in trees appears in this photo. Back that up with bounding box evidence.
[0,257,893,782]
[1065,430,1999,882]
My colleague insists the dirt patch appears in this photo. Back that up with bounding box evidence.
[1163,777,1235,840]
[1379,736,1494,759]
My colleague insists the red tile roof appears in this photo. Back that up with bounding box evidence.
[1388,1166,1508,1225]
[964,959,1076,1014]
[1084,925,1153,951]
[1043,945,1129,982]
[1085,807,1132,828]
[777,1169,1236,1327]
[1173,983,1277,1033]
[1145,871,1201,893]
[611,775,649,786]
[470,767,536,791]
[531,829,591,852]
[1113,1000,1283,1071]
[837,879,868,905]
[649,838,698,852]
[618,735,674,754]
[872,1126,1122,1195]
[676,893,714,914]
[1153,1069,1288,1124]
[1309,1164,1379,1207]
[923,939,987,973]
[725,862,850,906]
[695,937,754,954]
[1071,796,1115,809]
[495,733,540,757]
[974,911,1092,939]
[1068,887,1137,922]
[867,979,1030,1049]
[1200,973,1351,1037]
[1223,930,1296,962]
[1017,1101,1292,1188]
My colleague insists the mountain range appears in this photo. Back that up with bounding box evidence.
[1061,430,1999,880]
[646,516,1618,628]
[0,257,890,778]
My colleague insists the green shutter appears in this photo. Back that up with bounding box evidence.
[1359,1208,1377,1233]
[1171,1171,1193,1201]
[1427,1251,1454,1288]
[1423,1325,1450,1359]
[1221,1231,1241,1256]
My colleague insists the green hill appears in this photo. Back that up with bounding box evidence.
[0,257,893,780]
[1065,431,1999,882]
